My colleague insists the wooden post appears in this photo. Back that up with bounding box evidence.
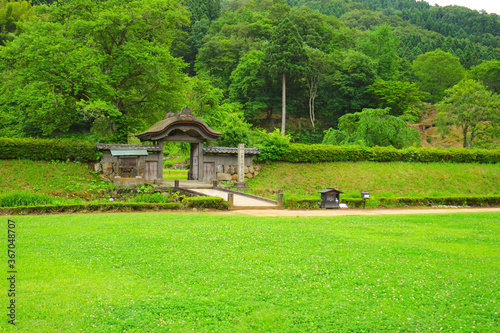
[158,140,164,180]
[278,192,284,207]
[174,180,179,188]
[228,193,234,208]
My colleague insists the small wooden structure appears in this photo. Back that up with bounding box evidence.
[318,188,343,209]
[96,143,163,180]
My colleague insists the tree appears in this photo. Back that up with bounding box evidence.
[0,0,35,45]
[304,46,332,128]
[322,108,420,149]
[319,49,377,123]
[468,60,500,94]
[184,0,220,22]
[436,79,500,149]
[186,77,223,118]
[412,49,465,102]
[0,0,189,142]
[366,80,426,116]
[358,24,400,81]
[264,17,308,136]
[182,0,221,74]
[228,50,279,121]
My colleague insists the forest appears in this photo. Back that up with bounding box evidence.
[0,0,499,149]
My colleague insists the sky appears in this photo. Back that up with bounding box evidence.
[422,0,500,15]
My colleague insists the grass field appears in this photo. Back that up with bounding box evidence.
[0,160,111,196]
[162,169,188,180]
[3,212,499,332]
[247,161,500,198]
[1,160,498,203]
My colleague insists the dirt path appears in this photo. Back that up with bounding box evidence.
[189,188,277,208]
[216,207,500,217]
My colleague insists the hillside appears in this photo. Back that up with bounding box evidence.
[2,160,498,203]
[411,108,463,148]
[0,160,111,198]
[247,161,500,198]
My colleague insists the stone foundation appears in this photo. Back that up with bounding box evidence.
[216,165,261,182]
[94,162,145,187]
[112,176,145,188]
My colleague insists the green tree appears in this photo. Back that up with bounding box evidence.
[304,46,332,128]
[228,50,279,121]
[264,17,308,136]
[322,108,420,149]
[0,0,189,142]
[183,77,254,147]
[358,24,400,80]
[319,49,377,122]
[194,0,277,90]
[186,76,224,118]
[412,49,465,102]
[436,79,500,149]
[367,80,426,116]
[182,0,221,74]
[468,60,500,94]
[184,0,220,21]
[205,102,255,147]
[0,0,35,45]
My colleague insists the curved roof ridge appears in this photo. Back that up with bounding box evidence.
[136,113,222,142]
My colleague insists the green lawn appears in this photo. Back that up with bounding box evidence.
[0,160,112,196]
[163,169,188,180]
[247,161,500,198]
[3,212,499,332]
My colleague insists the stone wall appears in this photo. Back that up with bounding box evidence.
[216,164,261,182]
[94,162,146,188]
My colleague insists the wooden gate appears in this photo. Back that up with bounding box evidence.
[145,161,158,180]
[203,162,215,181]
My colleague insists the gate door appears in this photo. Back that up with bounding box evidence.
[145,161,158,180]
[203,162,215,181]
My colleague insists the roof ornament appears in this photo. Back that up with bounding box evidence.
[179,106,193,116]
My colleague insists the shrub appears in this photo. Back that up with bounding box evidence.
[282,144,368,163]
[341,198,365,208]
[183,196,229,210]
[377,195,500,207]
[129,193,172,203]
[0,192,54,207]
[255,129,291,162]
[0,202,182,214]
[368,146,402,162]
[285,196,320,209]
[281,144,500,164]
[0,137,99,162]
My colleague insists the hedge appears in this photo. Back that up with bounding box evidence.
[280,144,500,164]
[0,197,232,214]
[284,195,500,209]
[377,195,500,207]
[339,198,365,208]
[183,196,229,210]
[0,202,182,215]
[0,137,99,162]
[285,196,320,209]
